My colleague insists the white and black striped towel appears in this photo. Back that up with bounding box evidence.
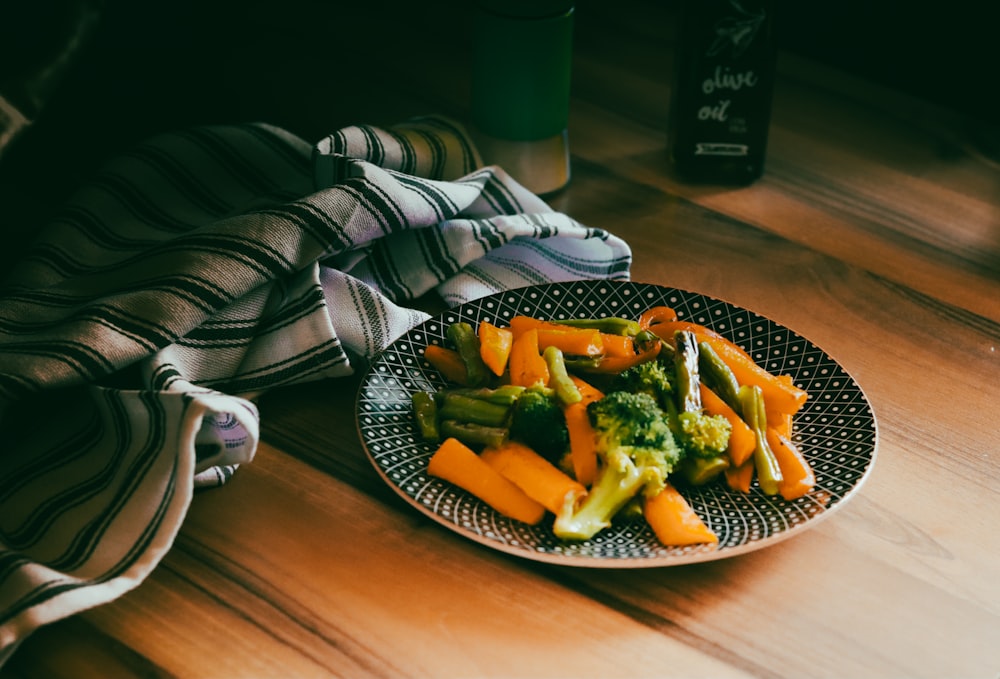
[0,115,631,660]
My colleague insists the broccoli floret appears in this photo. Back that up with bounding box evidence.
[615,358,674,403]
[553,391,683,541]
[508,386,569,462]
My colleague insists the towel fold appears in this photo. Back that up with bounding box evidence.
[0,115,630,661]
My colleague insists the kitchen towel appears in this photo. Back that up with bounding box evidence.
[0,114,630,661]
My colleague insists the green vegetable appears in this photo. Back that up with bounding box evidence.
[437,392,511,427]
[447,322,490,387]
[444,385,526,406]
[738,384,783,495]
[614,357,674,405]
[698,340,741,412]
[553,391,682,541]
[508,386,570,462]
[542,345,582,406]
[412,391,440,442]
[671,330,732,459]
[676,454,729,486]
[439,419,508,449]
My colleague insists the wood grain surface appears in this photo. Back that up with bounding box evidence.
[3,1,998,677]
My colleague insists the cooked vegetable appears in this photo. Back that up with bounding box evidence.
[478,321,513,377]
[553,391,682,541]
[699,383,755,467]
[542,345,582,406]
[563,375,604,486]
[480,441,587,514]
[671,330,732,460]
[508,386,570,462]
[724,459,754,493]
[412,391,440,442]
[424,345,468,385]
[738,384,783,495]
[698,340,741,412]
[643,481,718,546]
[444,385,526,406]
[701,334,808,418]
[427,437,546,525]
[437,391,511,427]
[675,454,729,486]
[439,419,508,449]
[508,328,550,388]
[766,427,816,500]
[554,316,642,336]
[447,322,491,387]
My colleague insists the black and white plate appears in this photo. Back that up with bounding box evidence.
[356,281,878,567]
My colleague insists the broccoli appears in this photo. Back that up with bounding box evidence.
[614,357,674,404]
[553,391,683,541]
[508,386,570,462]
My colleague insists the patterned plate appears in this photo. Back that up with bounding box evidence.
[356,281,878,567]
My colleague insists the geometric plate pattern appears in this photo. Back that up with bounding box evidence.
[356,280,878,567]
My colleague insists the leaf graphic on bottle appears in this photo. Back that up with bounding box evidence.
[707,0,766,58]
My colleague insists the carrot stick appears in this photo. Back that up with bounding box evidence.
[478,321,513,377]
[508,329,550,388]
[766,427,816,500]
[426,438,546,525]
[698,335,809,417]
[480,441,587,515]
[724,460,754,493]
[700,383,755,467]
[424,345,468,385]
[562,375,604,487]
[599,333,634,358]
[643,482,718,546]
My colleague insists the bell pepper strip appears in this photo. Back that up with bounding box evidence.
[542,346,582,406]
[447,322,491,387]
[647,320,728,349]
[766,427,816,500]
[700,383,755,467]
[637,305,678,330]
[724,459,754,493]
[508,316,569,337]
[643,482,718,546]
[700,335,809,417]
[480,441,587,515]
[536,328,604,357]
[569,375,604,404]
[424,345,468,385]
[477,321,513,377]
[427,437,545,525]
[508,328,550,388]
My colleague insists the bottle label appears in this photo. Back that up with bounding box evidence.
[681,0,772,157]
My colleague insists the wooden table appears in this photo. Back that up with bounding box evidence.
[3,1,999,677]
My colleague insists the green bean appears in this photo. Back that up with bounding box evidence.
[738,384,783,495]
[542,345,582,406]
[439,419,508,449]
[437,392,511,427]
[553,316,642,336]
[446,322,490,387]
[698,340,740,412]
[411,391,440,442]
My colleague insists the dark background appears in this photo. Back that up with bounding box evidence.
[2,0,997,251]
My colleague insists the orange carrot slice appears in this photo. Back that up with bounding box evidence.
[424,345,468,385]
[426,438,545,525]
[480,441,587,515]
[766,427,816,500]
[508,328,550,388]
[478,321,513,377]
[644,482,718,546]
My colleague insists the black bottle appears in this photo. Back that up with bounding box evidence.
[667,0,776,185]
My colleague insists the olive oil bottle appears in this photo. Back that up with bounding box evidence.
[667,0,776,185]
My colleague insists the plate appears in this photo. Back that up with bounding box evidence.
[356,281,878,567]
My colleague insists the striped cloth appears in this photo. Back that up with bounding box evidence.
[0,115,631,660]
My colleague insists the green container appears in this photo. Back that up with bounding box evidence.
[471,1,575,142]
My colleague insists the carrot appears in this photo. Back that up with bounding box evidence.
[724,460,754,493]
[478,321,513,377]
[508,328,550,388]
[699,335,809,417]
[480,441,587,515]
[564,375,604,487]
[643,482,718,546]
[637,305,678,329]
[599,332,634,358]
[536,328,604,357]
[424,345,468,384]
[700,383,755,467]
[766,427,816,500]
[426,438,546,525]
